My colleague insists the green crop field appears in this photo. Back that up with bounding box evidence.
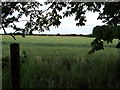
[2,36,120,88]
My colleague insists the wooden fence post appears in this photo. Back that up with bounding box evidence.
[10,43,20,89]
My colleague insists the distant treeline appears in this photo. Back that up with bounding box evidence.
[1,33,95,37]
[0,29,120,39]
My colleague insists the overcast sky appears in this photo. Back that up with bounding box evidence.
[36,11,104,35]
[0,1,104,35]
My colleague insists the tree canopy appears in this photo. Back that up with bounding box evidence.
[1,1,120,54]
[88,2,120,54]
[89,25,120,54]
[1,1,103,34]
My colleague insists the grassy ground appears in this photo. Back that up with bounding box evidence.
[2,35,120,88]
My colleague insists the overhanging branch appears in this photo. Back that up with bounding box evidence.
[1,24,16,40]
[1,24,7,34]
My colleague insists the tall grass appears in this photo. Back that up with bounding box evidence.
[2,36,120,88]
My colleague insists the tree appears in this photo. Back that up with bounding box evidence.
[2,1,47,39]
[1,1,120,54]
[98,2,120,26]
[1,1,103,37]
[89,25,120,54]
[57,33,60,36]
[89,2,120,54]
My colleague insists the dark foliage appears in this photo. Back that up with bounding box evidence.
[89,25,120,54]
